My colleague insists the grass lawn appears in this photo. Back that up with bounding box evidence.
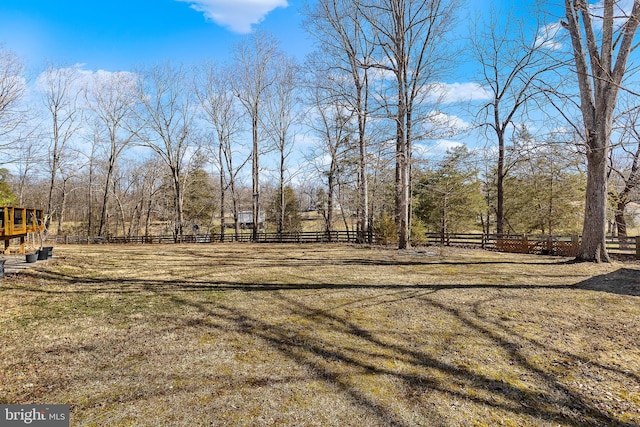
[0,243,639,426]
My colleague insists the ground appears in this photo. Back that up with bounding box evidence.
[0,244,639,426]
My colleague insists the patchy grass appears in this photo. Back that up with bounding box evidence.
[1,243,639,426]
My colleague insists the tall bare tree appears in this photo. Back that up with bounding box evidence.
[232,31,281,240]
[38,65,83,231]
[86,71,138,237]
[470,8,562,236]
[263,55,300,235]
[609,100,640,245]
[0,48,26,151]
[136,63,197,242]
[358,0,458,249]
[306,76,354,239]
[304,0,376,243]
[134,156,165,238]
[563,0,640,262]
[195,63,248,241]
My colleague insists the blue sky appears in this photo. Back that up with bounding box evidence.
[0,0,568,170]
[0,0,311,72]
[2,0,639,176]
[0,0,593,165]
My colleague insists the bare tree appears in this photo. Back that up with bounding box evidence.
[263,55,301,235]
[117,155,149,239]
[38,65,83,232]
[358,0,458,249]
[563,0,640,262]
[304,0,376,243]
[195,62,248,241]
[54,161,78,235]
[609,100,640,245]
[0,47,26,150]
[134,156,165,238]
[232,31,281,240]
[470,8,563,236]
[13,135,45,206]
[136,63,198,242]
[306,75,355,239]
[86,71,138,237]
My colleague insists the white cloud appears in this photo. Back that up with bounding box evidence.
[35,65,137,101]
[424,111,471,133]
[535,22,563,51]
[423,82,492,104]
[177,0,289,33]
[414,140,464,159]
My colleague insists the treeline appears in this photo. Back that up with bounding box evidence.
[0,1,639,262]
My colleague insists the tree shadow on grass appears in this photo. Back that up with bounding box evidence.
[156,287,636,426]
[4,263,639,426]
[573,268,640,297]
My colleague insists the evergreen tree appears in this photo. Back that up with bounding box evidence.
[0,168,18,206]
[183,167,217,233]
[413,147,483,242]
[504,144,585,235]
[268,185,302,233]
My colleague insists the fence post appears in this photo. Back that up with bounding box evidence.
[636,236,640,260]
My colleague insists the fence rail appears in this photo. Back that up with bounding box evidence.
[424,233,638,257]
[52,232,639,258]
[54,230,365,245]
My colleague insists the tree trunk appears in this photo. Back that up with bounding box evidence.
[98,161,114,237]
[173,171,184,243]
[279,142,285,235]
[219,182,226,242]
[440,194,447,245]
[219,142,226,242]
[252,112,260,241]
[56,178,67,235]
[358,146,369,243]
[576,139,610,262]
[615,200,628,248]
[326,164,335,242]
[396,72,410,250]
[563,0,640,262]
[496,130,505,236]
[144,198,152,238]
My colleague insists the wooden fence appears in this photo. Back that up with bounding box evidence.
[53,231,639,258]
[54,230,365,245]
[424,233,639,257]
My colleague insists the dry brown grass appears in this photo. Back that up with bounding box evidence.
[0,243,639,426]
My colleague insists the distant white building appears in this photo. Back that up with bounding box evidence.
[237,211,265,229]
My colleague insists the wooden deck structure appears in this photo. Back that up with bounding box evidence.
[0,207,45,254]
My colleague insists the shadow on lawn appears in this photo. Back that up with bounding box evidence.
[157,289,635,427]
[5,266,638,426]
[574,268,640,297]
